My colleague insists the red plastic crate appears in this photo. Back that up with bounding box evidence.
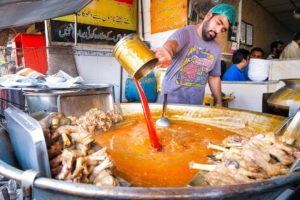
[12,33,48,74]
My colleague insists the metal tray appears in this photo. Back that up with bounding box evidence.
[23,84,114,115]
[4,106,51,177]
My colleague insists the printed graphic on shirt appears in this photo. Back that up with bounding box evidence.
[176,47,215,87]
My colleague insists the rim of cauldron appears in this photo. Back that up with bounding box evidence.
[32,171,300,199]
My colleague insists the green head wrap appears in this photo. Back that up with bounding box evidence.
[209,3,237,26]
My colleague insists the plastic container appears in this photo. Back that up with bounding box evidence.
[12,33,48,74]
[125,72,157,102]
[248,58,270,81]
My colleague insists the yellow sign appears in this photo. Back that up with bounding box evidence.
[55,0,137,31]
[151,0,187,34]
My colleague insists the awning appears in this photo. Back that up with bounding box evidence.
[0,0,92,29]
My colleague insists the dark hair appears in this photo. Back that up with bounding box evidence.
[270,40,283,52]
[232,49,250,64]
[250,47,265,57]
[293,30,300,41]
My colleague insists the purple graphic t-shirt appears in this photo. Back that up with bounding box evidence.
[157,25,221,105]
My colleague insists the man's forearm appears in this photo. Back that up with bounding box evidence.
[155,40,179,68]
[163,40,179,57]
[208,76,222,106]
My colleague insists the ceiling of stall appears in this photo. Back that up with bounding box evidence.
[254,0,300,33]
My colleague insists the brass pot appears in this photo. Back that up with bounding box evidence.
[113,34,158,80]
[267,79,300,110]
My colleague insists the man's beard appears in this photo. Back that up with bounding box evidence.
[202,20,217,41]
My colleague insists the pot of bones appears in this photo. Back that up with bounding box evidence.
[1,103,300,200]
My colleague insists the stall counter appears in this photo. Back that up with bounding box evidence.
[206,80,281,112]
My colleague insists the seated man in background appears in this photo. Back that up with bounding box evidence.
[267,40,283,59]
[280,30,300,59]
[222,49,250,81]
[243,47,265,79]
[250,47,265,58]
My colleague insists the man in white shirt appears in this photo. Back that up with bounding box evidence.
[280,30,300,59]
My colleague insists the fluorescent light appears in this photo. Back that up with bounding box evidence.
[294,10,300,19]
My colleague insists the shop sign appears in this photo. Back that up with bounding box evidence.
[51,0,136,45]
[151,0,187,34]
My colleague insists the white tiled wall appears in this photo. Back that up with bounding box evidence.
[141,0,151,41]
[150,29,177,49]
[75,53,129,102]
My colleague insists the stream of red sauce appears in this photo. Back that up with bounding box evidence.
[133,77,161,151]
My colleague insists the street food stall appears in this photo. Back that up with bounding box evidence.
[0,0,300,200]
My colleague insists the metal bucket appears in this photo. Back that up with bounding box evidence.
[1,104,300,199]
[113,34,158,80]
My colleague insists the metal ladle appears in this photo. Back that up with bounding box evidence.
[156,93,171,127]
[284,108,300,173]
[275,104,300,136]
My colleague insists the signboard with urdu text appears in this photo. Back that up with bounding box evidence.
[51,0,137,45]
[151,0,187,34]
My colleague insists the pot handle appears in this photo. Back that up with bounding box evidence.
[1,187,9,200]
[275,185,300,200]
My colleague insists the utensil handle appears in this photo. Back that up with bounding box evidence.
[275,185,300,200]
[1,187,10,200]
[290,157,300,173]
[275,117,293,136]
[162,93,168,118]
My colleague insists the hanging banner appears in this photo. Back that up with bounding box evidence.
[50,20,134,45]
[51,0,136,44]
[55,0,137,31]
[151,0,187,34]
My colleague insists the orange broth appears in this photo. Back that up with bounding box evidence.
[94,118,234,187]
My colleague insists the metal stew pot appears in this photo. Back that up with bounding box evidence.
[267,79,300,111]
[23,84,114,117]
[1,103,300,200]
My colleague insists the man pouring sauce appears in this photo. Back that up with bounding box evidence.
[155,4,236,107]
